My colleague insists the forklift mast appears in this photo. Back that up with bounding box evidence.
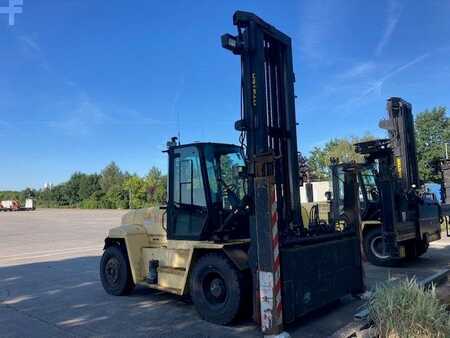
[354,98,418,258]
[379,97,420,190]
[353,97,442,261]
[440,159,450,205]
[222,12,302,333]
[222,11,302,238]
[223,11,364,334]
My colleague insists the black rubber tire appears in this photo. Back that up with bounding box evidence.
[363,228,398,266]
[405,238,429,260]
[416,240,429,257]
[100,245,135,296]
[189,253,249,325]
[404,240,418,260]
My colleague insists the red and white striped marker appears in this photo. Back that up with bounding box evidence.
[271,187,283,326]
[259,186,283,332]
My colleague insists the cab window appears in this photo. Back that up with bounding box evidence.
[169,146,207,239]
[173,147,206,207]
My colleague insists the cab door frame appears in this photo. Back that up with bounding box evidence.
[166,144,212,240]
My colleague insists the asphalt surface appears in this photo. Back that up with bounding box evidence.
[0,209,449,338]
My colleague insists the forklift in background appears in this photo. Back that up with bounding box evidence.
[99,11,364,335]
[439,157,450,205]
[437,157,450,236]
[331,98,442,266]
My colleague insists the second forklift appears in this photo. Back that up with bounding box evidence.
[331,98,442,266]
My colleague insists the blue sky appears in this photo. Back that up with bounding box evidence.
[1,0,449,190]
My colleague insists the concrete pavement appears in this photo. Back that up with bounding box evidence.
[1,209,448,337]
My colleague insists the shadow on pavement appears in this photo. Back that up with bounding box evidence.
[365,243,450,289]
[0,256,365,338]
[0,256,257,338]
[1,237,448,338]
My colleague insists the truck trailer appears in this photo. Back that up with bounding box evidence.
[0,199,35,211]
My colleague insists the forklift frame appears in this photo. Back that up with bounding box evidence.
[331,98,442,264]
[223,11,364,334]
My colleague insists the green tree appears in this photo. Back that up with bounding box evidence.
[3,163,168,209]
[22,187,36,198]
[307,135,374,179]
[51,184,70,206]
[104,184,129,209]
[100,162,124,193]
[38,187,53,208]
[80,189,106,209]
[63,172,85,205]
[0,191,22,201]
[146,167,167,205]
[123,175,147,209]
[308,145,332,180]
[79,174,101,200]
[415,106,450,183]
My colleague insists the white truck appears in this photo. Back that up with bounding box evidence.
[0,199,35,211]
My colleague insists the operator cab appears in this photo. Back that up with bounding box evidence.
[166,141,249,241]
[358,164,380,220]
[331,161,380,223]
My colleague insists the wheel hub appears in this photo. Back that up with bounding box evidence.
[203,272,227,304]
[371,235,390,260]
[210,278,225,298]
[105,257,120,285]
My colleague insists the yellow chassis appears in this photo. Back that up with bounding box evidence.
[106,224,249,296]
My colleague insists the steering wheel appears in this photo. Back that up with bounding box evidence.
[216,176,243,211]
[368,187,379,201]
[224,186,241,210]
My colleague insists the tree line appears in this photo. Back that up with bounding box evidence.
[0,162,166,209]
[1,107,448,209]
[306,106,449,183]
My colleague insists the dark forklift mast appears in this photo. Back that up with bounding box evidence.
[440,159,450,205]
[379,97,420,191]
[222,11,303,237]
[355,98,420,257]
[355,98,418,260]
[222,11,302,334]
[223,11,364,335]
[354,97,442,262]
[438,159,450,236]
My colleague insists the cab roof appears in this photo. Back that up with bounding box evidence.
[165,142,241,152]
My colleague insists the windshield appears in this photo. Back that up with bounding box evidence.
[204,145,246,209]
[360,167,379,202]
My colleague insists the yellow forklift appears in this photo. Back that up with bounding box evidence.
[330,98,442,266]
[100,11,365,335]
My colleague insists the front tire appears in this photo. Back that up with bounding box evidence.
[189,253,249,325]
[363,228,397,266]
[100,245,135,296]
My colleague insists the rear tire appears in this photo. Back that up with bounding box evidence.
[363,228,398,266]
[416,239,429,257]
[189,253,249,325]
[100,245,135,296]
[404,238,429,260]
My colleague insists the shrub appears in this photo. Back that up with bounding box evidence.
[79,198,100,209]
[368,278,450,338]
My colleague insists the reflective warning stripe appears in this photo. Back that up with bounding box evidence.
[271,187,283,325]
